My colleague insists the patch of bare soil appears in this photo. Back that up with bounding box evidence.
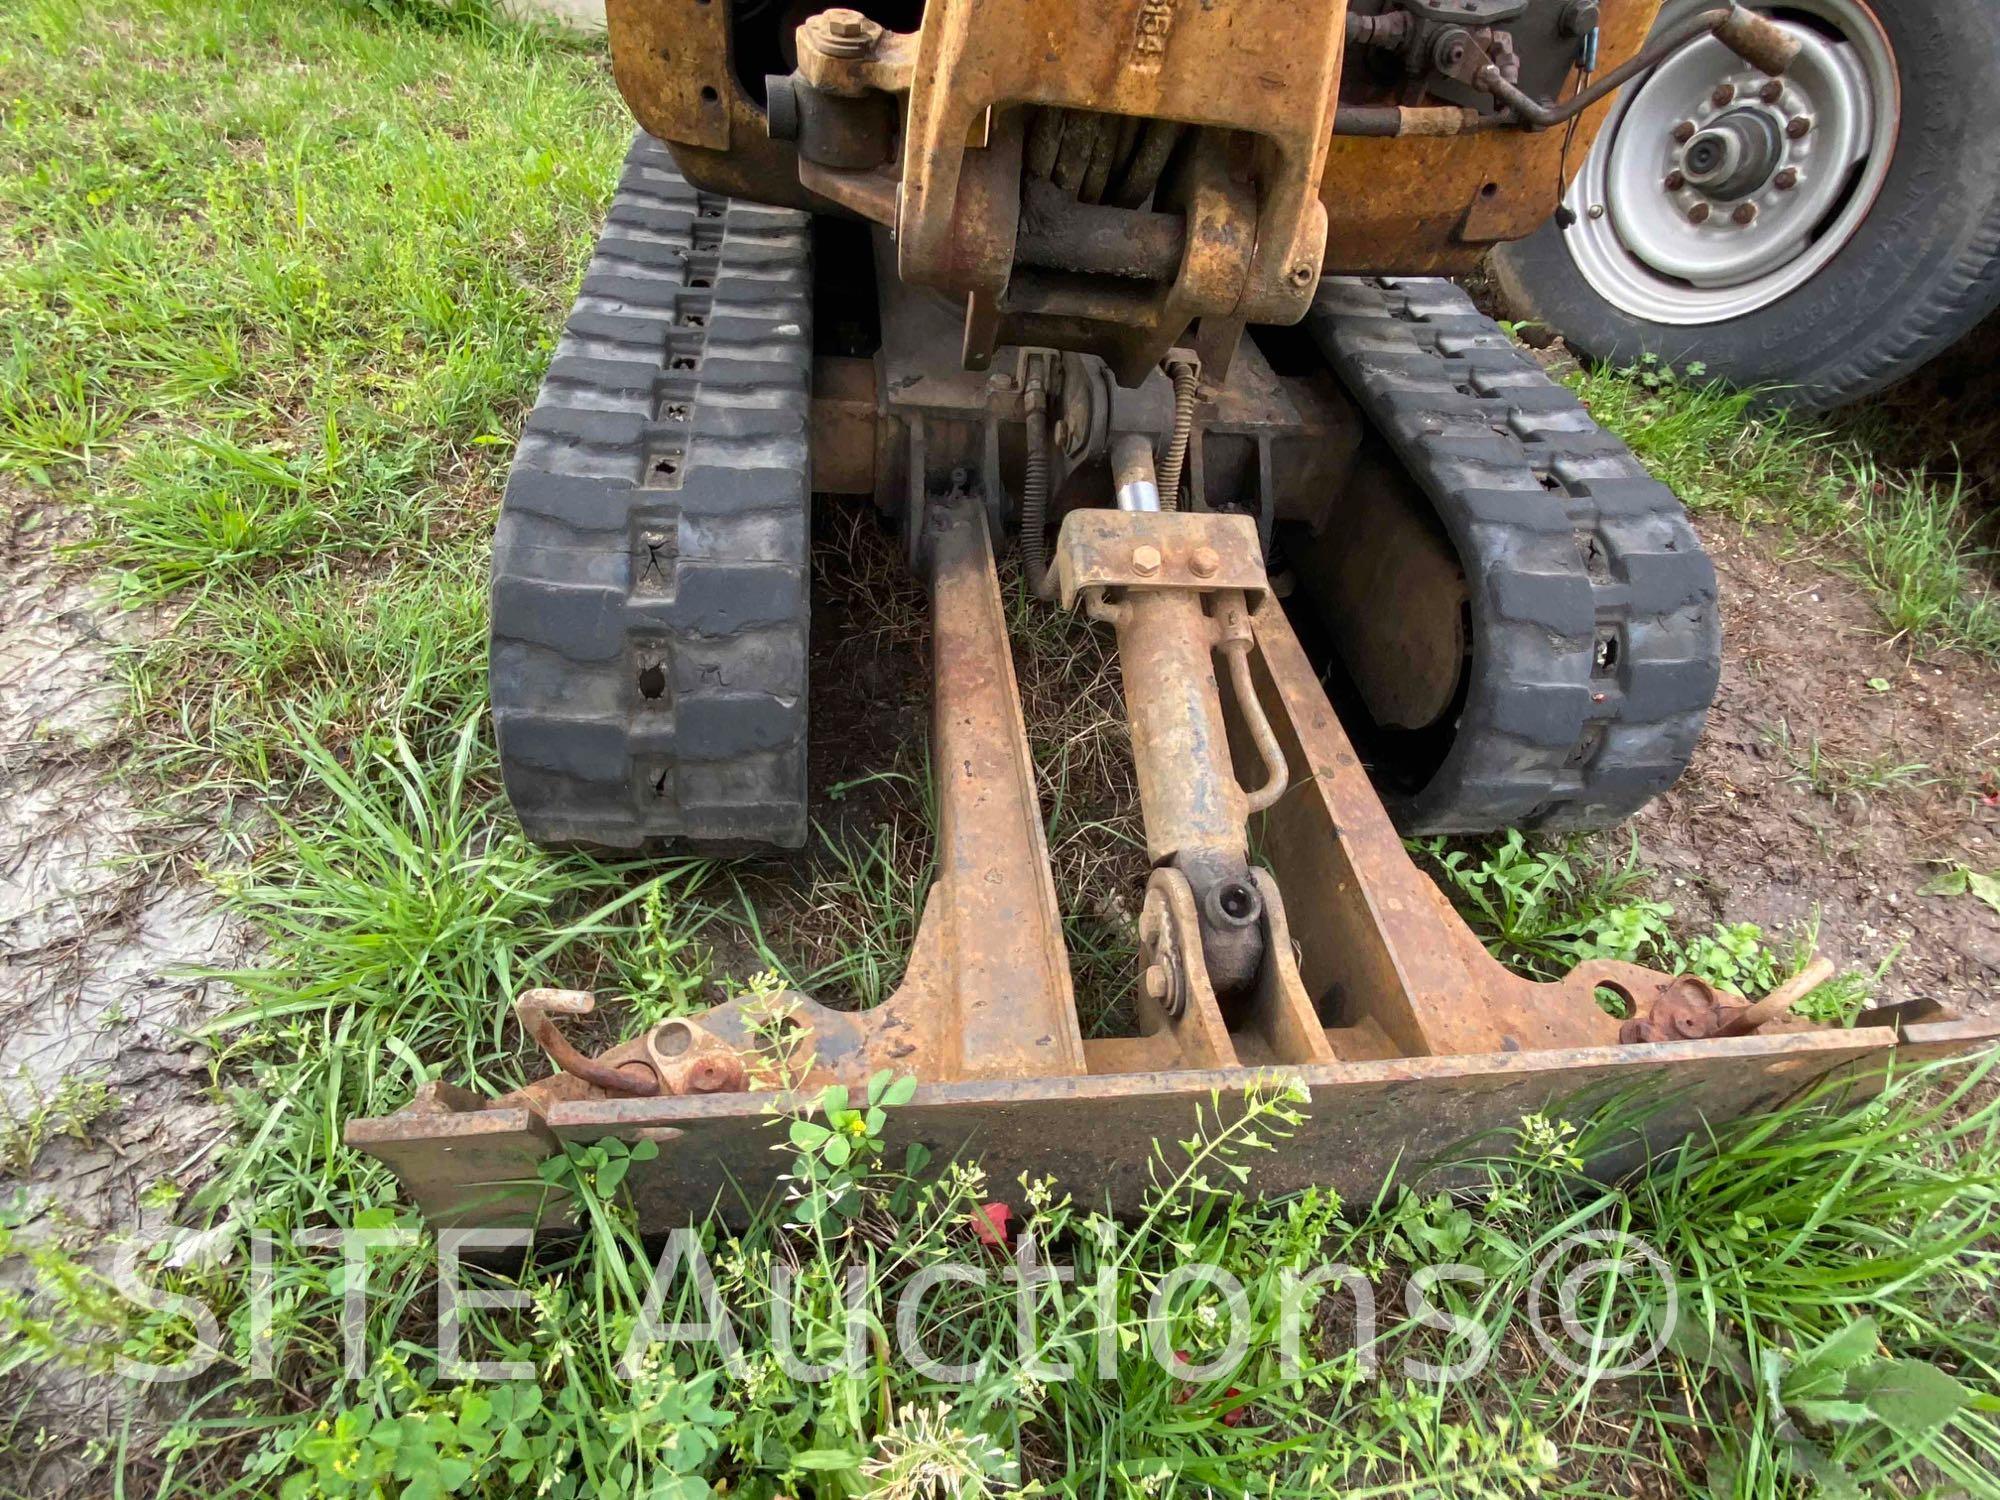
[0,494,246,1482]
[1634,520,2000,1015]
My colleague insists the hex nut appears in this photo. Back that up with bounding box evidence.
[1143,964,1170,1002]
[1189,546,1221,579]
[1688,201,1712,223]
[1732,201,1757,225]
[1132,544,1163,577]
[1774,167,1798,190]
[1787,114,1812,138]
[1711,83,1735,107]
[1664,169,1686,191]
[1672,119,1697,143]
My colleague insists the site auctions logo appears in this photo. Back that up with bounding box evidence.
[103,1221,1677,1389]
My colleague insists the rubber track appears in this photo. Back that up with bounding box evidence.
[491,133,812,849]
[1306,276,1721,834]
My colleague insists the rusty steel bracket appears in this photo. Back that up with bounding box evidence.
[1053,509,1267,608]
[1619,959,1838,1045]
[517,991,751,1099]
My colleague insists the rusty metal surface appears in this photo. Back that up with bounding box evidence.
[1118,589,1249,867]
[1318,0,1665,273]
[1619,958,1839,1044]
[351,494,2000,1233]
[605,0,833,214]
[898,0,1345,322]
[517,990,660,1097]
[1053,510,1266,607]
[1288,449,1468,732]
[810,355,879,495]
[353,1030,1911,1230]
[1242,594,1637,1057]
[606,0,1673,285]
[924,494,1090,1079]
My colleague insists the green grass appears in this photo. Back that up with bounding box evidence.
[1573,359,2000,661]
[1,1,1996,1495]
[0,0,628,790]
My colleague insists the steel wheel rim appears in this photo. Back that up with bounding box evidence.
[1562,0,1900,326]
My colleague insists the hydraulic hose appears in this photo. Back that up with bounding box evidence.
[1155,360,1198,511]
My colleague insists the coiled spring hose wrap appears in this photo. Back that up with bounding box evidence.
[1155,360,1198,510]
[1020,386,1054,599]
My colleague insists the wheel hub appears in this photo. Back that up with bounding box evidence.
[1681,108,1785,199]
[1562,0,1899,325]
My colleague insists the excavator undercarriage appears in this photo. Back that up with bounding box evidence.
[352,1,1996,1227]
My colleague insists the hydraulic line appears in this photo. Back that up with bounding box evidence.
[1221,637,1288,814]
[1155,360,1197,511]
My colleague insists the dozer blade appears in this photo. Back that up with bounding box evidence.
[350,498,1998,1232]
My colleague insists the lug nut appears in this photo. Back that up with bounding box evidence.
[1786,114,1812,139]
[1688,201,1711,224]
[1774,167,1798,190]
[1732,201,1758,225]
[1760,79,1783,103]
[1132,544,1163,577]
[1711,82,1735,107]
[1672,119,1697,143]
[1664,169,1686,191]
[1189,546,1221,579]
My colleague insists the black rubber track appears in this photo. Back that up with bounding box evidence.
[1306,276,1721,835]
[491,133,812,850]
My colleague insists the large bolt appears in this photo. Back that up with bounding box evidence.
[1711,82,1735,107]
[1732,201,1758,225]
[1664,169,1686,191]
[1774,167,1799,190]
[1672,119,1697,143]
[1189,546,1221,579]
[1787,114,1812,139]
[1688,201,1711,224]
[1132,544,1163,577]
[811,7,881,57]
[1143,964,1170,1002]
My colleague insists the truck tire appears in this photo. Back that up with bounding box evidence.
[1491,0,2000,409]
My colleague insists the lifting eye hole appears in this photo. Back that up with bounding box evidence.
[699,85,719,103]
[638,662,667,700]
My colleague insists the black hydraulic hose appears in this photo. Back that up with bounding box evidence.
[1155,361,1197,512]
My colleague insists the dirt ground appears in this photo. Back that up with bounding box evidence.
[1638,520,2000,1016]
[0,493,246,1448]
